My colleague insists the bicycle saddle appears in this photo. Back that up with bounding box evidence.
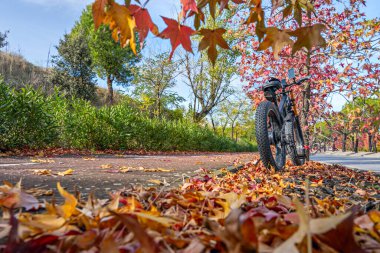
[263,77,281,90]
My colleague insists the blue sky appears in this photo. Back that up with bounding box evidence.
[0,0,180,66]
[1,0,379,109]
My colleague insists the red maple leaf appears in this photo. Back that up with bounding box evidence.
[128,5,159,48]
[158,17,195,59]
[180,0,198,16]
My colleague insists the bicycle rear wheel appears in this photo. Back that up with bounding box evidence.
[285,115,305,166]
[255,101,285,171]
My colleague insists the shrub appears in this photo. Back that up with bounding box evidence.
[0,81,58,150]
[0,80,256,152]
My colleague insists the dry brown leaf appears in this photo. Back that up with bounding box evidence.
[30,159,55,163]
[258,27,293,59]
[274,198,351,253]
[101,164,113,169]
[25,188,53,197]
[198,28,230,65]
[32,169,53,176]
[82,157,96,161]
[287,23,326,54]
[148,179,163,185]
[57,168,74,176]
[143,168,172,172]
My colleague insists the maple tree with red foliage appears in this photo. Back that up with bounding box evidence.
[237,0,380,157]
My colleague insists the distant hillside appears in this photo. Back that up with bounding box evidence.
[0,50,127,105]
[0,51,52,92]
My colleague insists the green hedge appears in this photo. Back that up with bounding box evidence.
[0,80,256,152]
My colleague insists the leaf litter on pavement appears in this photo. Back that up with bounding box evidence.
[1,156,380,252]
[32,168,74,177]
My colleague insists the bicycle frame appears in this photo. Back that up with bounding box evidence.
[276,81,305,156]
[274,80,298,123]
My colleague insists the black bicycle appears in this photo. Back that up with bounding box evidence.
[255,68,309,171]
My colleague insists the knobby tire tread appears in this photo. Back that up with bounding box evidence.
[284,117,304,166]
[255,101,283,171]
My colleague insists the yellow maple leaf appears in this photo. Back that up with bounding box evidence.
[57,182,78,219]
[103,1,137,54]
[58,168,74,176]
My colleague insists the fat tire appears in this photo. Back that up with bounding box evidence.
[285,116,305,166]
[255,101,285,171]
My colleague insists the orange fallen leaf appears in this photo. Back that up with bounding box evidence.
[57,182,78,219]
[57,168,74,176]
[101,164,113,169]
[30,159,55,163]
[83,157,96,161]
[32,169,53,176]
[148,179,163,185]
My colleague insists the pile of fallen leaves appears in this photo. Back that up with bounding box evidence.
[0,158,380,252]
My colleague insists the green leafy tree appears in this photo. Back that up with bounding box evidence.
[78,7,140,104]
[50,29,97,101]
[0,31,8,49]
[132,52,184,118]
[183,9,238,123]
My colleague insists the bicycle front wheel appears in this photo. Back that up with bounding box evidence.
[255,101,286,171]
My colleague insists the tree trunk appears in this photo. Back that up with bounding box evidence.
[193,95,197,121]
[368,133,373,152]
[351,136,355,151]
[354,135,359,153]
[106,75,113,105]
[342,133,347,152]
[301,51,312,160]
[157,93,161,118]
[210,116,216,133]
[231,125,234,139]
[374,139,377,153]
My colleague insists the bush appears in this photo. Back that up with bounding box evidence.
[0,80,256,152]
[0,82,58,150]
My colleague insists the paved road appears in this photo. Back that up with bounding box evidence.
[312,154,380,172]
[0,153,257,199]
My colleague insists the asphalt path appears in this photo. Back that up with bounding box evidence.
[312,153,380,172]
[0,153,257,200]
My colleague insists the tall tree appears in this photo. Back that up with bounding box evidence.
[184,51,236,123]
[78,7,140,104]
[221,97,249,141]
[50,29,97,101]
[0,31,8,49]
[132,52,183,118]
[238,0,380,159]
[183,8,239,123]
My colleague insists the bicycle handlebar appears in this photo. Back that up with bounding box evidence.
[296,76,311,85]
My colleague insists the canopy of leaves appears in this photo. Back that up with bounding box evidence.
[91,0,328,64]
[0,30,9,49]
[50,30,97,101]
[78,6,140,87]
[132,52,184,118]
